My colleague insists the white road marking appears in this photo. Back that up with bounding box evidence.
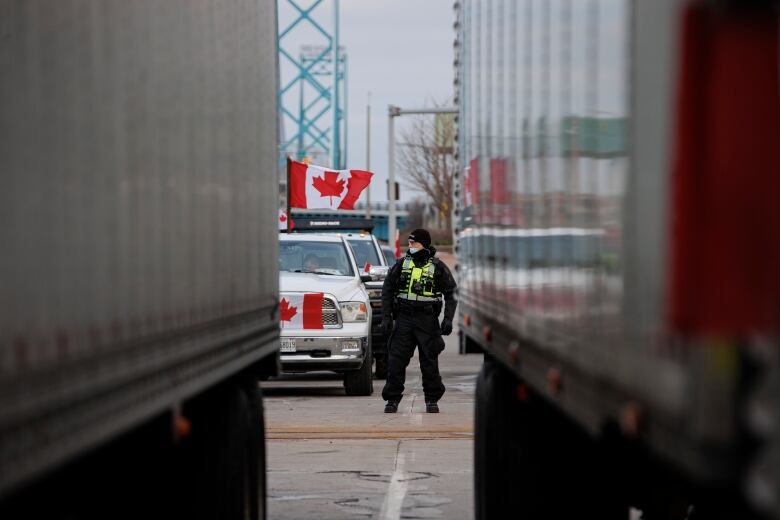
[379,444,408,520]
[271,494,333,502]
[408,394,417,414]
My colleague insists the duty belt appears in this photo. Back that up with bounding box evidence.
[397,293,440,302]
[395,298,441,315]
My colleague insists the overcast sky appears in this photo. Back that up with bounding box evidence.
[278,0,456,203]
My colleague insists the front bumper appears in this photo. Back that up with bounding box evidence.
[279,335,369,372]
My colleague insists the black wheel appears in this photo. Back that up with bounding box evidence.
[474,355,625,519]
[474,355,524,519]
[344,344,374,396]
[180,376,264,520]
[374,353,388,379]
[244,382,267,520]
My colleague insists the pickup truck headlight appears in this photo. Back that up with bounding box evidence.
[341,301,368,322]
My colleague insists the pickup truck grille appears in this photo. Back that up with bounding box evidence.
[322,297,341,328]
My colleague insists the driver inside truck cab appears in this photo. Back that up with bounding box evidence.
[303,253,320,273]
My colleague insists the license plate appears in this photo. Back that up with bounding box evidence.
[280,338,296,353]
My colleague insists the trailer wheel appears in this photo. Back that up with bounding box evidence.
[474,355,625,519]
[245,383,267,520]
[181,377,265,520]
[344,344,374,396]
[474,355,524,519]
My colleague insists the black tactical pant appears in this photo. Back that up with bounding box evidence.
[381,308,446,403]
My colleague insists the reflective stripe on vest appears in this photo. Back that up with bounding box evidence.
[398,257,441,301]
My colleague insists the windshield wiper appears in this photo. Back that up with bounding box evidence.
[292,269,342,276]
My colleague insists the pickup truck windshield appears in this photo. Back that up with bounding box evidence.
[280,241,355,277]
[347,239,381,268]
[382,247,398,265]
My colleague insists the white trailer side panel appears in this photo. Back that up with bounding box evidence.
[0,0,279,496]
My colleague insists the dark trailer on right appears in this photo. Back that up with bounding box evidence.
[453,0,779,518]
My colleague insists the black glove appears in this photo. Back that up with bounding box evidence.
[440,317,453,336]
[380,316,393,335]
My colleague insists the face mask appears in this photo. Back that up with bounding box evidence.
[409,247,421,254]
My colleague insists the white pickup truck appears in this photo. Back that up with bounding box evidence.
[278,233,374,396]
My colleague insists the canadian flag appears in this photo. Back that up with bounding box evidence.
[289,160,373,210]
[394,229,401,259]
[489,157,508,204]
[278,209,294,231]
[280,293,324,330]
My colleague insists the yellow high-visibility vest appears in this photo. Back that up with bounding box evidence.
[398,257,441,302]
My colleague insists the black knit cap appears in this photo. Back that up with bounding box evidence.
[408,228,432,249]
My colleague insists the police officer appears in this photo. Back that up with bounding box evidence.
[380,228,457,413]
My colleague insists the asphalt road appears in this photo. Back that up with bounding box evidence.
[261,325,483,520]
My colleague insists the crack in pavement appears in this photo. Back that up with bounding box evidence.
[317,470,439,484]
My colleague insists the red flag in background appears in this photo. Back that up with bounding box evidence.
[489,158,508,204]
[668,3,780,336]
[289,160,373,210]
[394,229,401,259]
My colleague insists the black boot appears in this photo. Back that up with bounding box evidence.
[384,401,399,413]
[425,401,439,413]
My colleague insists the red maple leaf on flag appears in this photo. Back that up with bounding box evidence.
[280,298,297,322]
[312,171,345,204]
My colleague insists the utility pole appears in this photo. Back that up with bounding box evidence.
[366,92,371,219]
[388,105,399,246]
[387,105,456,249]
[330,0,341,169]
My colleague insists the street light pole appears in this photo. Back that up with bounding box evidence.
[388,105,398,246]
[365,92,371,219]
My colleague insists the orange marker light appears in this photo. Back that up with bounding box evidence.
[508,342,520,366]
[546,367,562,396]
[175,415,192,440]
[620,402,644,437]
[517,383,529,401]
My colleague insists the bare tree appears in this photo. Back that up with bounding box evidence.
[396,108,456,232]
[404,199,426,231]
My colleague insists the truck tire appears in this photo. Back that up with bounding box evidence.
[474,355,524,519]
[375,353,388,379]
[182,376,266,520]
[245,383,267,520]
[344,345,374,396]
[474,355,625,519]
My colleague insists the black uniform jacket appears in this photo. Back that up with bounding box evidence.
[381,247,458,322]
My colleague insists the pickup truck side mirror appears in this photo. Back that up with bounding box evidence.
[360,273,373,283]
[368,266,389,281]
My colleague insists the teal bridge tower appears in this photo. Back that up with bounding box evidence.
[278,0,347,170]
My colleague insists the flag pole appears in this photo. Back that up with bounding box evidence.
[286,157,292,234]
